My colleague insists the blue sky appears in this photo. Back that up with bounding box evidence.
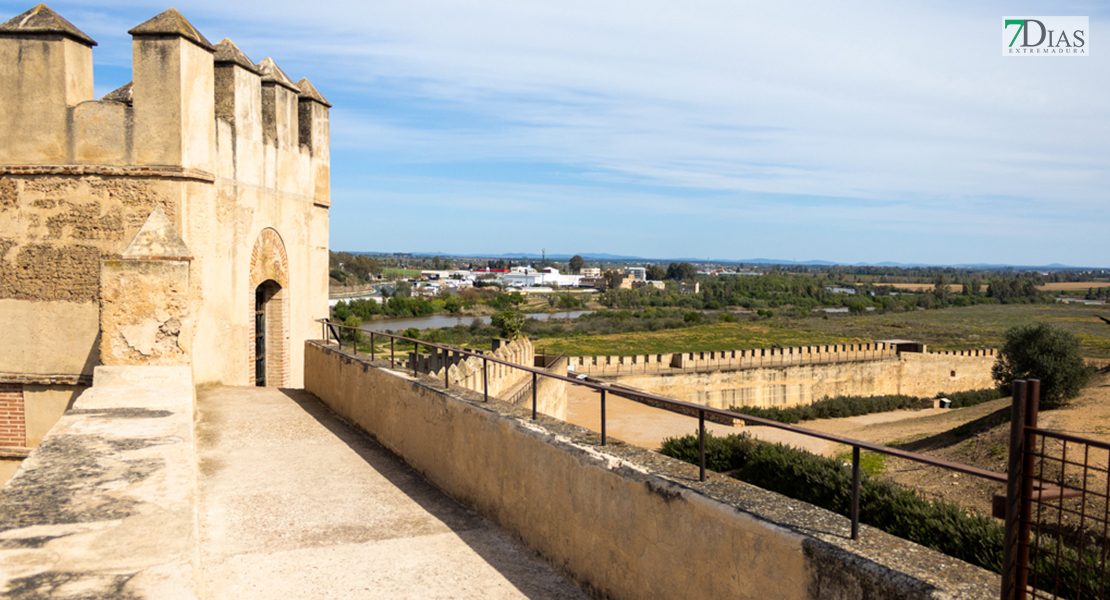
[3,1,1108,266]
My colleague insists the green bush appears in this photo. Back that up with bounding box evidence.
[660,432,1107,598]
[732,388,1004,424]
[731,394,919,424]
[943,388,1004,408]
[660,433,1002,570]
[993,323,1092,409]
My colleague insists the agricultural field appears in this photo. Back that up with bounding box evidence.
[537,303,1110,358]
[1038,281,1110,291]
[534,323,862,356]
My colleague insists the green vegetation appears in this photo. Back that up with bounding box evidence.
[661,432,1109,598]
[492,308,526,339]
[659,433,1004,572]
[731,388,1003,425]
[992,323,1093,409]
[531,303,1110,358]
[535,321,861,356]
[599,269,1054,313]
[834,450,887,476]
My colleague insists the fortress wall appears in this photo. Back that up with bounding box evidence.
[897,351,997,398]
[602,350,998,410]
[426,337,535,398]
[305,341,998,600]
[567,343,898,375]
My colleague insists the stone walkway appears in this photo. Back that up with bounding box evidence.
[196,387,588,600]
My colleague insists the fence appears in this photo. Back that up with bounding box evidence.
[319,319,1104,596]
[1000,379,1110,600]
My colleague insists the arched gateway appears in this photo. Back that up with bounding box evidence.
[249,228,290,387]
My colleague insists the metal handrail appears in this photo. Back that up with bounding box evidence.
[317,318,1008,540]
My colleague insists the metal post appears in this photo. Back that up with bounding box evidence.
[390,337,395,368]
[370,331,375,360]
[1016,380,1040,600]
[851,446,861,540]
[699,410,706,482]
[600,389,607,446]
[531,372,537,420]
[1002,380,1028,600]
[445,350,450,389]
[413,343,418,377]
[483,357,488,402]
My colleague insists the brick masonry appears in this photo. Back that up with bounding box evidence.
[0,383,25,447]
[248,228,290,387]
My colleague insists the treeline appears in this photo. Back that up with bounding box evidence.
[731,388,1003,424]
[599,271,1053,313]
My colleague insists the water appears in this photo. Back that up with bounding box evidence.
[357,310,594,332]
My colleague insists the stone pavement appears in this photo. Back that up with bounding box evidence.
[196,386,588,600]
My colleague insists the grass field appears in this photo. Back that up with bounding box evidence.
[381,268,424,277]
[1037,281,1110,291]
[536,303,1110,358]
[873,283,963,292]
[535,323,864,356]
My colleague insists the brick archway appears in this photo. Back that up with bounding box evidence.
[249,228,289,386]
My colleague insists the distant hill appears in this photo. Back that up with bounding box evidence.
[346,251,1096,271]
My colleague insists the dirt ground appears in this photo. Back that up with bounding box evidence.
[564,372,1110,518]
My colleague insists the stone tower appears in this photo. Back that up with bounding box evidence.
[0,5,331,448]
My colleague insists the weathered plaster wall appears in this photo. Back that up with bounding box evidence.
[0,299,99,378]
[22,384,81,447]
[100,259,191,366]
[304,342,998,600]
[602,351,998,409]
[534,356,568,420]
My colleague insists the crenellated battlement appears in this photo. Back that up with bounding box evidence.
[568,342,998,376]
[0,5,330,205]
[0,4,332,402]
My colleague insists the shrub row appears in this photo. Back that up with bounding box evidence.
[944,388,1004,409]
[659,432,1003,571]
[730,388,1003,424]
[660,432,1103,598]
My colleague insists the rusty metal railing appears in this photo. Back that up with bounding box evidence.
[319,319,1013,541]
[323,319,1110,597]
[998,377,1110,600]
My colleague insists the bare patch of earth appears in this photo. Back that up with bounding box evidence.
[567,372,1110,520]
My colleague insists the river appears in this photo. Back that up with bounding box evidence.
[356,310,594,332]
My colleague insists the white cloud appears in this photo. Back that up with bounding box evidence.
[4,0,1107,263]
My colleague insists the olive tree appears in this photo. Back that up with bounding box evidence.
[992,323,1091,409]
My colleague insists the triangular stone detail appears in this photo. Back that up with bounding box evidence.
[123,207,192,259]
[101,81,132,106]
[214,38,258,73]
[256,57,300,92]
[128,8,213,51]
[295,78,331,107]
[0,4,96,46]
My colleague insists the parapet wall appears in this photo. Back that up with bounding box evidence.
[0,6,330,205]
[601,348,999,410]
[304,341,997,599]
[569,343,901,376]
[420,337,535,399]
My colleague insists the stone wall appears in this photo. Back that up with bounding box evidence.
[0,5,331,444]
[424,337,535,399]
[568,342,900,376]
[603,350,998,410]
[304,341,998,600]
